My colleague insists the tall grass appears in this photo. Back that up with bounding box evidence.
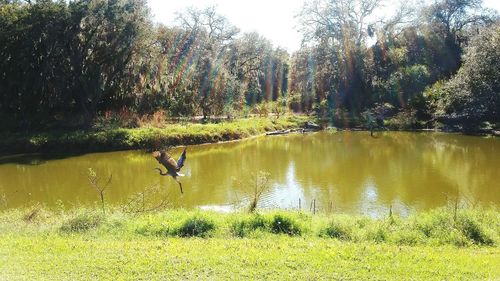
[320,219,353,240]
[1,206,498,247]
[175,216,216,238]
[60,212,103,233]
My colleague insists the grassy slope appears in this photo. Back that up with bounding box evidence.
[0,208,498,280]
[0,116,308,154]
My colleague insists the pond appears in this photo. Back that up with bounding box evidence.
[0,132,499,217]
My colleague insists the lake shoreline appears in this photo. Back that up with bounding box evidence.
[3,116,498,157]
[0,116,310,156]
[335,126,500,137]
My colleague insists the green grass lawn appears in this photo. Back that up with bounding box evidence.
[1,236,498,280]
[0,207,498,280]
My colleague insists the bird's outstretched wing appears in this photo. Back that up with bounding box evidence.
[177,148,187,171]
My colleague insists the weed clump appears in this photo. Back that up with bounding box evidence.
[231,214,268,237]
[456,215,494,246]
[60,212,102,233]
[366,225,388,243]
[176,216,215,238]
[23,206,42,223]
[411,208,497,246]
[321,220,352,240]
[134,222,170,237]
[270,214,302,236]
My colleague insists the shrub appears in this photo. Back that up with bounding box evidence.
[244,171,271,213]
[366,224,388,243]
[321,220,352,240]
[93,109,138,130]
[410,208,497,246]
[391,229,424,246]
[176,216,215,238]
[60,212,102,233]
[270,214,302,236]
[456,216,494,246]
[413,210,451,238]
[231,214,268,237]
[386,109,418,130]
[429,25,500,132]
[137,110,169,128]
[23,207,41,223]
[253,103,270,117]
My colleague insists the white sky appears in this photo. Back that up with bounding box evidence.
[148,0,500,53]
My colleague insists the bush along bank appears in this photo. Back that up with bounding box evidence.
[0,116,309,155]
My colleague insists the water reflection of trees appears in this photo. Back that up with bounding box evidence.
[0,132,498,213]
[260,132,499,213]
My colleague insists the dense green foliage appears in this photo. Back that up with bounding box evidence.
[0,0,153,128]
[0,0,290,130]
[427,24,500,131]
[294,0,499,130]
[0,0,498,133]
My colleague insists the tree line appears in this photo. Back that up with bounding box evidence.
[0,0,498,132]
[293,0,499,132]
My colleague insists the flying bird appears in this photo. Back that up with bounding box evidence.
[153,148,187,194]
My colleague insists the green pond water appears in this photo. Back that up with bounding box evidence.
[0,132,499,216]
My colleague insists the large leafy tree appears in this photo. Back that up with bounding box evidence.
[422,0,496,75]
[231,32,273,106]
[298,0,381,118]
[175,6,239,119]
[0,0,71,128]
[430,24,500,131]
[66,0,152,124]
[0,0,152,128]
